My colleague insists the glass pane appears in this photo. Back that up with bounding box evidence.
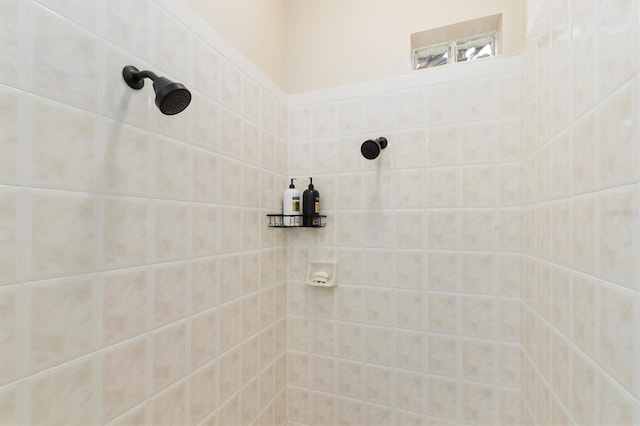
[413,42,451,70]
[455,33,496,62]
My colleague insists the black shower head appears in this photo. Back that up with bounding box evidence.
[361,137,388,160]
[122,65,192,115]
[152,77,191,115]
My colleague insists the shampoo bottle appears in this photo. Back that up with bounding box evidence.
[302,177,320,226]
[283,178,301,216]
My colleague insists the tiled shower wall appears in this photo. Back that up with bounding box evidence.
[0,1,288,424]
[285,57,524,425]
[521,0,640,424]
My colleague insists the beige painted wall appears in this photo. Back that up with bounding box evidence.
[185,0,526,93]
[286,0,526,93]
[185,0,288,89]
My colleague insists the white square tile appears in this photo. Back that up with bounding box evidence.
[154,137,190,199]
[394,129,428,168]
[310,355,335,392]
[29,4,101,112]
[595,0,640,100]
[364,326,393,366]
[394,370,425,412]
[102,338,148,422]
[30,277,98,371]
[153,201,188,261]
[427,250,458,291]
[150,381,187,426]
[364,287,393,326]
[30,97,100,191]
[363,93,397,132]
[103,197,149,268]
[395,211,426,249]
[311,103,336,138]
[242,122,262,167]
[0,87,22,184]
[336,322,363,361]
[289,106,311,141]
[102,269,149,345]
[0,384,24,426]
[461,252,494,294]
[189,361,218,424]
[364,365,392,405]
[427,293,457,334]
[427,210,458,249]
[460,295,494,338]
[551,62,571,136]
[461,165,495,206]
[460,209,494,250]
[427,83,458,125]
[30,358,97,425]
[395,330,424,372]
[599,372,638,426]
[152,262,187,327]
[395,289,424,329]
[598,79,639,189]
[218,301,242,353]
[336,99,363,135]
[243,76,261,124]
[571,347,597,425]
[30,192,97,278]
[104,124,150,196]
[0,287,23,385]
[219,253,242,303]
[460,122,496,164]
[461,382,495,424]
[0,190,19,285]
[220,109,243,159]
[191,257,219,313]
[427,168,458,208]
[338,136,364,172]
[152,322,187,392]
[336,359,363,398]
[37,0,103,33]
[310,319,335,355]
[571,28,596,119]
[599,284,638,397]
[427,376,458,420]
[498,73,522,119]
[461,339,494,383]
[461,77,497,122]
[0,0,25,88]
[598,186,639,288]
[395,249,425,290]
[363,249,394,286]
[498,119,522,162]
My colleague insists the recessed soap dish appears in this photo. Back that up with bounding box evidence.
[307,260,336,287]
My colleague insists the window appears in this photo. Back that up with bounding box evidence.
[410,14,501,70]
[413,32,497,70]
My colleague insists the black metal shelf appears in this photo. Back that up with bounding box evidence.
[267,214,326,228]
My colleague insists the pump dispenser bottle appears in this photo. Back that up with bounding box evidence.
[283,178,301,216]
[302,177,320,226]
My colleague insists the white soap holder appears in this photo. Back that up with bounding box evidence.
[306,260,337,287]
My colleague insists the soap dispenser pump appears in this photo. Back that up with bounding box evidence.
[302,177,320,226]
[283,178,301,216]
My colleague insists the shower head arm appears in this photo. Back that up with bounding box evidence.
[122,66,160,90]
[133,69,159,81]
